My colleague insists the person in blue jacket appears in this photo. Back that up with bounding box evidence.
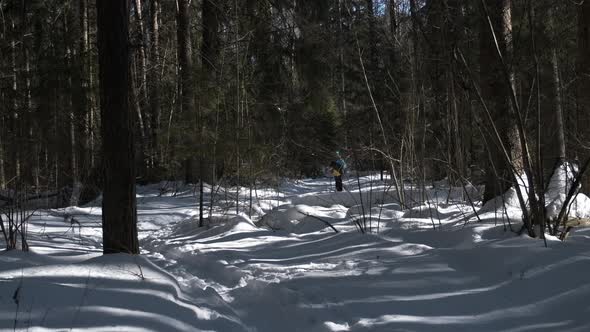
[329,152,346,192]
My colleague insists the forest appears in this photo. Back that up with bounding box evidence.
[1,0,589,222]
[0,0,590,331]
[0,0,584,196]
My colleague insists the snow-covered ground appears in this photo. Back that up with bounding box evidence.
[2,174,590,331]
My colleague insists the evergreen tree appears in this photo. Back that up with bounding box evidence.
[97,0,138,254]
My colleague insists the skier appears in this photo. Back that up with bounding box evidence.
[330,151,346,192]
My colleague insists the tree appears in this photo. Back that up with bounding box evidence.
[577,0,590,193]
[96,0,139,254]
[176,0,197,184]
[130,0,149,180]
[531,2,566,182]
[480,0,521,203]
[148,0,161,173]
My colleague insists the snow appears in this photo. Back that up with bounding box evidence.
[2,174,590,331]
[545,163,590,220]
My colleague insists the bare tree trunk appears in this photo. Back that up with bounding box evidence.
[480,0,519,203]
[82,0,96,170]
[551,43,565,164]
[199,0,220,226]
[0,130,4,189]
[408,0,421,188]
[389,0,397,65]
[148,0,161,170]
[131,0,150,179]
[0,19,5,190]
[538,6,566,181]
[366,0,376,70]
[577,1,590,193]
[234,0,241,215]
[133,0,149,104]
[131,60,147,166]
[97,0,139,254]
[339,0,349,149]
[409,0,420,103]
[447,0,465,182]
[11,18,20,181]
[79,0,95,172]
[177,0,196,184]
[63,12,81,206]
[69,91,79,206]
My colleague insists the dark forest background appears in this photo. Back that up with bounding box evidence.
[1,0,589,209]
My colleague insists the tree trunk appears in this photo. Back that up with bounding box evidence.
[481,0,519,203]
[131,59,147,178]
[577,0,590,194]
[448,0,465,183]
[538,6,566,182]
[199,0,220,226]
[82,0,96,170]
[389,0,397,66]
[0,129,4,189]
[177,0,196,184]
[148,0,161,170]
[366,0,376,70]
[339,0,349,149]
[408,0,421,184]
[63,12,81,206]
[67,13,86,204]
[97,0,139,254]
[11,17,21,181]
[131,0,149,180]
[0,15,4,190]
[133,0,149,104]
[79,0,96,173]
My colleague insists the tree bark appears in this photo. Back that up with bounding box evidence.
[538,5,566,182]
[447,0,465,182]
[64,12,81,206]
[131,0,150,179]
[366,0,376,71]
[0,128,4,189]
[79,0,92,171]
[389,0,397,65]
[0,11,4,189]
[199,0,220,226]
[577,0,590,194]
[97,0,139,254]
[11,16,21,181]
[148,0,161,170]
[133,0,149,104]
[481,0,519,203]
[177,0,196,183]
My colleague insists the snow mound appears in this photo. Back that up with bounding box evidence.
[480,186,523,213]
[478,164,590,221]
[258,204,343,233]
[546,163,577,201]
[211,214,258,233]
[544,163,590,219]
[546,193,590,220]
[170,213,258,239]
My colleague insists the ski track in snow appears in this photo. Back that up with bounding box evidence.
[2,175,590,331]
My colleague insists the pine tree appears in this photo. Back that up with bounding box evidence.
[577,0,590,193]
[97,0,139,254]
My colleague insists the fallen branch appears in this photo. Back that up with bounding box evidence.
[297,210,339,233]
